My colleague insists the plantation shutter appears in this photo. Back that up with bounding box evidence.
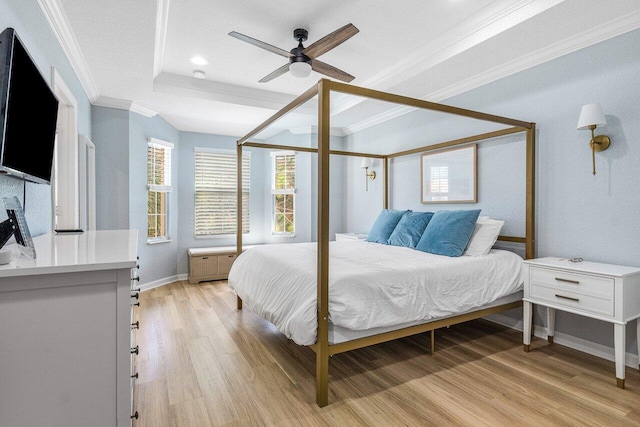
[194,148,250,236]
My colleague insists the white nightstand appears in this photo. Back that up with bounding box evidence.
[522,257,640,388]
[335,232,367,242]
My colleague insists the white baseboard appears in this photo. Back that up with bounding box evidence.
[139,274,187,292]
[485,313,640,369]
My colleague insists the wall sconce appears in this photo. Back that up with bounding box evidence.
[577,103,610,175]
[360,158,376,191]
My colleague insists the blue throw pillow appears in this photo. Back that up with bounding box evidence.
[365,209,409,244]
[388,212,434,248]
[415,209,481,257]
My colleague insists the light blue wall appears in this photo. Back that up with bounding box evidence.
[92,107,181,283]
[0,0,91,235]
[129,113,180,283]
[92,106,130,230]
[344,29,640,353]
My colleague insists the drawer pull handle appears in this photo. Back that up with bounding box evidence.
[555,294,579,302]
[202,256,209,260]
[131,372,138,379]
[131,321,139,329]
[132,277,140,282]
[131,302,140,307]
[555,277,580,284]
[131,291,140,299]
[136,264,140,269]
[131,346,139,355]
[131,411,139,420]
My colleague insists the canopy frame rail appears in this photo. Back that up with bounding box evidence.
[235,78,536,407]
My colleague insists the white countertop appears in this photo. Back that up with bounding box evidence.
[0,230,138,278]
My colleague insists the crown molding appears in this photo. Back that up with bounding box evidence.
[93,96,158,118]
[37,0,100,101]
[153,0,171,78]
[342,9,640,136]
[93,96,132,110]
[130,103,158,118]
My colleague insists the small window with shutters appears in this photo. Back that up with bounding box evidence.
[147,138,173,242]
[194,148,250,237]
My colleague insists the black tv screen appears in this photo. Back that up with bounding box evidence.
[0,28,58,184]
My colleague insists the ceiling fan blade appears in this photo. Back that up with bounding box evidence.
[311,60,354,83]
[259,63,290,83]
[302,23,359,59]
[229,31,293,58]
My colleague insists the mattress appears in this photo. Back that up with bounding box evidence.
[228,240,523,346]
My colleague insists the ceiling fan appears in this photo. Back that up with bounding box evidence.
[228,23,359,83]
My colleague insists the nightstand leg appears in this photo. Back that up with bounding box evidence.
[523,301,532,352]
[237,296,243,310]
[546,307,555,344]
[614,323,625,388]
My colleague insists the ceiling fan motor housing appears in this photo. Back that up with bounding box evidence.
[293,28,308,42]
[290,29,311,65]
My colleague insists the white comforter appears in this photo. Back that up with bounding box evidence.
[228,241,523,345]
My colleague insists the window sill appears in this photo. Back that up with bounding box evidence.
[271,233,296,238]
[147,238,172,245]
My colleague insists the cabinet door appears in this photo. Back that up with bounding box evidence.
[218,254,237,276]
[191,256,219,278]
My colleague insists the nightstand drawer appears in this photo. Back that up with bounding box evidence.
[529,283,614,316]
[530,267,614,298]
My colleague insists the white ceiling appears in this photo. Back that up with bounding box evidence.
[44,0,640,138]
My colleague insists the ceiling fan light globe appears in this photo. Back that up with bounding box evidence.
[289,62,312,78]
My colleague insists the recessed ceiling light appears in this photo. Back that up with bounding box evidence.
[193,70,206,80]
[191,56,208,65]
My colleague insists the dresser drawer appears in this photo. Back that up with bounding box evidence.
[530,267,614,299]
[529,283,614,316]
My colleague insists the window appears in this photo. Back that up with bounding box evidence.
[429,165,449,201]
[147,138,173,241]
[271,151,295,234]
[194,148,250,237]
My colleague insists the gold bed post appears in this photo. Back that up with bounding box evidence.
[525,124,536,259]
[383,156,389,209]
[236,142,243,310]
[316,79,331,407]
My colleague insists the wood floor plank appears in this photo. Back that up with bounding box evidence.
[135,281,640,426]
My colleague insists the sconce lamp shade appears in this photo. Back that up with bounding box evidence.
[360,157,371,169]
[577,103,607,130]
[289,61,312,78]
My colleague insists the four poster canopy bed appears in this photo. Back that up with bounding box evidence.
[230,79,536,407]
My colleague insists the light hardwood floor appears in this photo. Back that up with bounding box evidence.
[134,280,640,426]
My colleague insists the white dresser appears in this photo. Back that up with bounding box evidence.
[522,257,640,388]
[0,230,139,427]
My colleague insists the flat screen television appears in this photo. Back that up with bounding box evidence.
[0,27,59,185]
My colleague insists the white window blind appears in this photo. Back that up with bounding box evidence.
[195,148,250,236]
[429,166,449,194]
[271,151,295,234]
[147,138,173,240]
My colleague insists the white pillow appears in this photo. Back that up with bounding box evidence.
[463,216,504,256]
